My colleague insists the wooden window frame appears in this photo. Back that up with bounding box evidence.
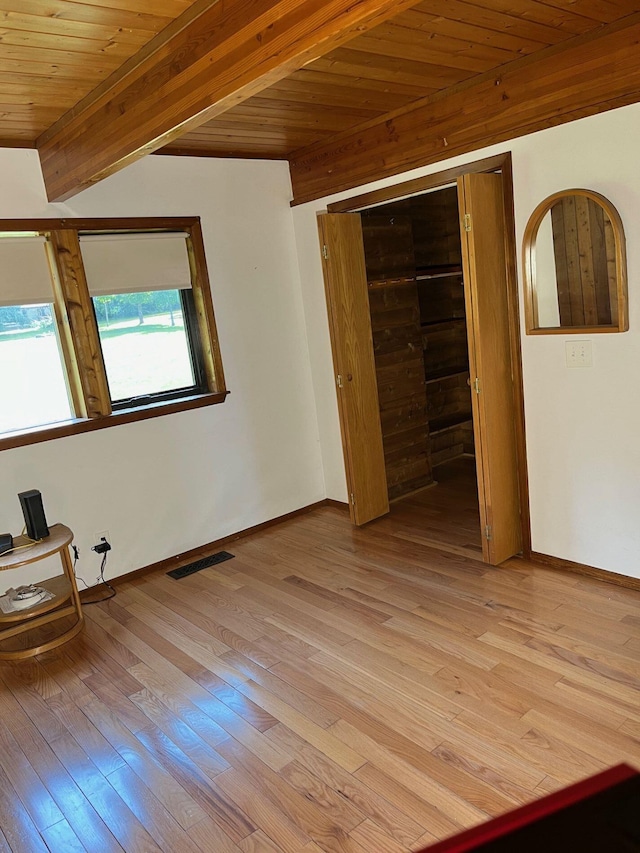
[1,216,227,452]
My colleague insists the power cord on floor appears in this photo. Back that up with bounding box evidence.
[72,545,116,605]
[72,545,89,588]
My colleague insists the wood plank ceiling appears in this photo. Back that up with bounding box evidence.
[158,0,640,160]
[0,0,204,147]
[1,0,639,200]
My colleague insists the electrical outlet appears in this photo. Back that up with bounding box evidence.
[95,530,111,547]
[565,340,592,368]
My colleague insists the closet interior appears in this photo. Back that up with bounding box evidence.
[361,186,477,505]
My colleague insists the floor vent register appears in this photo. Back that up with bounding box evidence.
[166,551,235,579]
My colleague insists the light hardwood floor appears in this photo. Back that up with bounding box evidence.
[0,493,639,852]
[388,457,482,558]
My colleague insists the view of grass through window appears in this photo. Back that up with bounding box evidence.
[0,304,72,434]
[1,289,198,435]
[94,289,196,403]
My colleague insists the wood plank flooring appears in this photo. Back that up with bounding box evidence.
[389,457,482,558]
[0,498,639,852]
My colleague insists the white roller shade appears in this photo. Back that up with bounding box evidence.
[79,232,192,296]
[0,236,54,306]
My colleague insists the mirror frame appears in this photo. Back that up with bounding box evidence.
[523,188,628,334]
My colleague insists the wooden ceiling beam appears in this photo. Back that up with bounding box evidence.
[289,14,640,205]
[36,0,422,201]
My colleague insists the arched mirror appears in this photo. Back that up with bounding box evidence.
[523,189,628,334]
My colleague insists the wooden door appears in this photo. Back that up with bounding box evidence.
[458,173,522,564]
[317,213,389,525]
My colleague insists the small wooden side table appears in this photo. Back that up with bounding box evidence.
[0,523,84,660]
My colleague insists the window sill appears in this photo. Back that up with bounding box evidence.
[0,390,229,452]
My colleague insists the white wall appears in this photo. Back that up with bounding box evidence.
[1,151,324,587]
[292,103,640,580]
[5,103,640,588]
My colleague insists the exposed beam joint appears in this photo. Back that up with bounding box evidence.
[289,15,640,205]
[37,0,421,202]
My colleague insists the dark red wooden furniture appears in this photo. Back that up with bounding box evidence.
[420,764,640,852]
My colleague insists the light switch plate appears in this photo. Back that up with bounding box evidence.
[565,340,592,368]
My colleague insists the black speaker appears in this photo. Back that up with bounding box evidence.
[18,489,50,541]
[0,534,12,555]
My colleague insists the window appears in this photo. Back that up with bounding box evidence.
[80,231,207,408]
[0,235,73,435]
[94,288,204,406]
[0,303,72,434]
[0,218,227,449]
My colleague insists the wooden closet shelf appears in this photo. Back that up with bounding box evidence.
[421,317,466,329]
[367,275,416,289]
[416,265,463,281]
[367,265,463,289]
[360,183,474,504]
[429,414,473,435]
[425,367,470,383]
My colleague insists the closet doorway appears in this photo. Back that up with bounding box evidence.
[318,155,529,566]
